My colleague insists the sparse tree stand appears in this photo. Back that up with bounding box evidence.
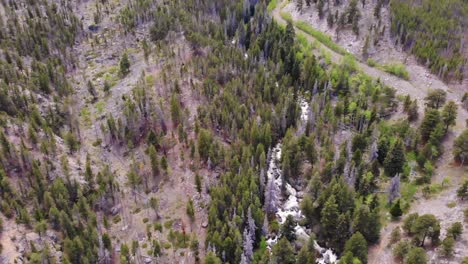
[296,0,304,13]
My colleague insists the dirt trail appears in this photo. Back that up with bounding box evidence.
[272,1,468,263]
[272,1,467,134]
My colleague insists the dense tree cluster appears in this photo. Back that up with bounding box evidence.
[0,0,464,263]
[390,0,467,81]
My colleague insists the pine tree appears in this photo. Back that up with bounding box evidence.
[408,100,419,121]
[150,197,159,219]
[453,129,468,165]
[103,80,111,94]
[383,139,405,177]
[424,89,446,109]
[195,174,202,194]
[87,80,97,102]
[85,154,94,190]
[446,222,463,240]
[170,93,182,127]
[321,195,339,243]
[187,198,195,221]
[441,101,457,132]
[390,199,403,218]
[148,145,159,178]
[352,205,380,243]
[120,53,131,76]
[271,237,295,264]
[327,13,334,28]
[281,215,297,242]
[126,168,142,201]
[344,232,368,264]
[420,109,441,142]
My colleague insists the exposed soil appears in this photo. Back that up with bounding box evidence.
[1,0,211,263]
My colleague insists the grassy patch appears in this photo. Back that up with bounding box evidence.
[380,63,410,80]
[267,0,278,12]
[400,182,417,212]
[164,220,174,229]
[295,21,348,56]
[154,222,163,232]
[367,58,377,67]
[95,70,106,79]
[280,0,290,9]
[446,201,456,208]
[163,242,171,249]
[280,11,292,23]
[168,230,190,248]
[80,107,91,126]
[95,101,105,115]
[113,215,121,223]
[92,139,102,147]
[342,54,358,72]
[145,75,155,86]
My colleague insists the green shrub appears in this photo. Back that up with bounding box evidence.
[367,58,377,67]
[295,21,349,55]
[381,63,410,80]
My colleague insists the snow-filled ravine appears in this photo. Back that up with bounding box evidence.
[265,97,338,264]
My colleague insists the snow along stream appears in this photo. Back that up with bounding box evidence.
[266,97,338,264]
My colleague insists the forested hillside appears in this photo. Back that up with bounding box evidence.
[390,0,467,81]
[0,0,466,264]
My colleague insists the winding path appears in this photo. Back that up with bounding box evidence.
[271,0,467,133]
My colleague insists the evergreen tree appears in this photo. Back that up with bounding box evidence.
[187,198,195,221]
[205,252,222,264]
[281,215,297,242]
[390,199,403,218]
[352,205,380,243]
[383,139,405,177]
[404,247,427,264]
[453,129,468,165]
[344,232,368,264]
[321,195,339,245]
[441,101,457,132]
[148,145,159,178]
[457,180,468,199]
[441,237,455,257]
[412,214,440,246]
[120,53,131,76]
[447,222,463,240]
[195,174,202,194]
[272,237,296,264]
[424,89,446,109]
